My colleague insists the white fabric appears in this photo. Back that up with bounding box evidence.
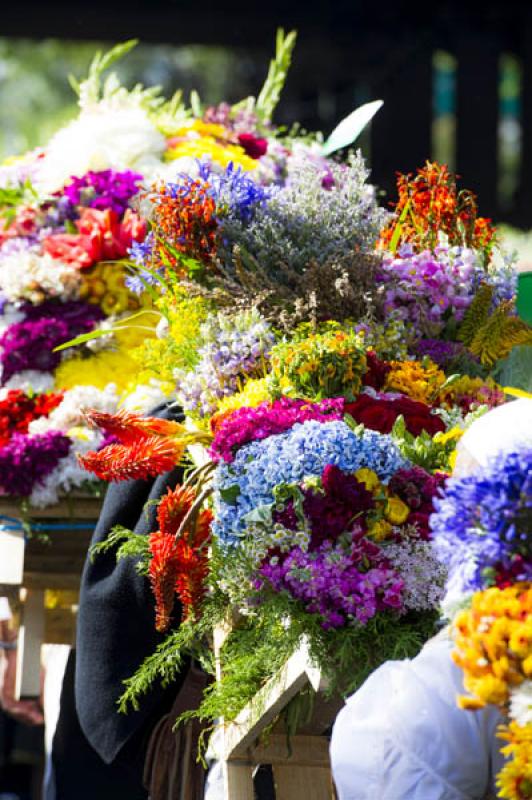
[0,597,11,622]
[330,636,505,800]
[42,644,71,800]
[454,398,532,476]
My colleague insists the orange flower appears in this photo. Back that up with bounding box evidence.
[148,484,213,630]
[378,161,496,257]
[79,436,185,482]
[84,409,185,444]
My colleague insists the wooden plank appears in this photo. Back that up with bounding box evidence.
[0,496,102,520]
[223,764,254,800]
[243,734,330,768]
[273,764,334,800]
[16,589,44,699]
[23,572,82,591]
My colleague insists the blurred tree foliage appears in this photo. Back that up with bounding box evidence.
[0,38,260,160]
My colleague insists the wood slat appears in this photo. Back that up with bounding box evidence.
[273,764,334,800]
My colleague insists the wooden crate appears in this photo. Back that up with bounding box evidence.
[214,629,341,799]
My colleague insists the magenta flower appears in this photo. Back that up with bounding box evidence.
[209,397,345,463]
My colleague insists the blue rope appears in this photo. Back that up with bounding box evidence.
[0,515,95,533]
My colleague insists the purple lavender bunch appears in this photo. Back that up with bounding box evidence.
[0,431,71,496]
[63,170,143,216]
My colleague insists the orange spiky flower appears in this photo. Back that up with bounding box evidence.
[80,436,185,482]
[378,161,496,259]
[148,485,213,630]
[157,484,198,536]
[84,409,186,444]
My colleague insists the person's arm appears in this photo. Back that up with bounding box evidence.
[0,602,44,726]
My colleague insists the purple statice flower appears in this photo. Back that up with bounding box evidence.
[0,300,104,382]
[378,246,479,338]
[125,233,165,295]
[414,339,465,368]
[62,170,143,216]
[0,431,71,496]
[43,195,78,228]
[256,532,404,629]
[176,309,275,418]
[210,397,345,463]
[430,448,532,594]
[201,162,271,223]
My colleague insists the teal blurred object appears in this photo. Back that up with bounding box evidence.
[517,271,532,324]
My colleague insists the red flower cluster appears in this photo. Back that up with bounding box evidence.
[148,485,213,631]
[151,180,218,270]
[345,392,445,437]
[42,208,146,270]
[379,162,496,256]
[0,389,63,448]
[80,410,185,482]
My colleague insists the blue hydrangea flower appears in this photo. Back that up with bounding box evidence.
[212,419,409,544]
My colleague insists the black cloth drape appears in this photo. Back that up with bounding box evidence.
[52,404,189,799]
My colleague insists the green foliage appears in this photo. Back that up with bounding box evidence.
[71,39,139,104]
[91,524,149,575]
[458,284,493,346]
[255,28,297,122]
[391,415,454,472]
[494,344,532,393]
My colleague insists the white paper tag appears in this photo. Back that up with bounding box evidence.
[0,526,25,585]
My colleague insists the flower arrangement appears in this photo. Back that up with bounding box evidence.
[431,448,532,800]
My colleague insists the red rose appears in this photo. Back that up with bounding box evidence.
[345,393,445,437]
[238,133,268,160]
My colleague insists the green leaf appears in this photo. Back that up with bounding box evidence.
[219,485,241,505]
[389,199,411,254]
[53,328,113,352]
[190,90,203,118]
[256,28,297,122]
[494,344,532,392]
[322,99,383,157]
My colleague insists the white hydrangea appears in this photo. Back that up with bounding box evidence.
[119,380,171,415]
[0,304,24,337]
[29,428,104,508]
[28,384,119,435]
[0,247,80,304]
[509,681,532,728]
[36,103,166,193]
[2,371,55,393]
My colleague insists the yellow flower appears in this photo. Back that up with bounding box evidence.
[368,520,393,542]
[215,379,271,416]
[354,468,381,492]
[66,426,92,442]
[433,426,464,446]
[385,496,410,525]
[384,359,446,404]
[55,349,139,393]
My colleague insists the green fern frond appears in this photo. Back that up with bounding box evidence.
[90,524,149,566]
[256,28,297,122]
[469,303,532,368]
[457,284,493,345]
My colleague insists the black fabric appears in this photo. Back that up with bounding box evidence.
[53,651,158,800]
[74,403,188,765]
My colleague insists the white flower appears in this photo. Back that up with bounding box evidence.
[2,371,55,393]
[28,384,119,435]
[0,247,80,303]
[120,380,170,415]
[509,681,532,727]
[35,103,166,193]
